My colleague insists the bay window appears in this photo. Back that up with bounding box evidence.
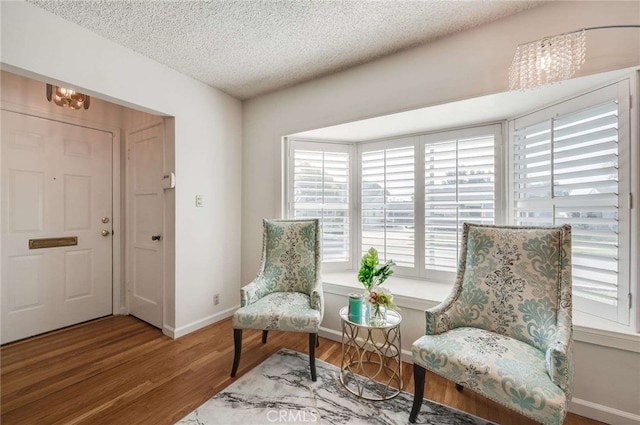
[285,78,635,327]
[288,124,501,278]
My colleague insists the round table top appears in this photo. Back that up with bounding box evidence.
[339,305,402,328]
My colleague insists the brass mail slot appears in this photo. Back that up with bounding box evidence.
[29,237,78,249]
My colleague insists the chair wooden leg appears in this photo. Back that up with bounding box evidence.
[262,330,268,343]
[456,383,463,392]
[231,329,242,377]
[409,363,426,423]
[309,333,317,382]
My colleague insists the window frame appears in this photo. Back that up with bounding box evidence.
[285,138,356,272]
[286,124,503,281]
[421,124,504,283]
[508,81,632,325]
[358,136,419,277]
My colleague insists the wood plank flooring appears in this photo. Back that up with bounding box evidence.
[1,315,602,425]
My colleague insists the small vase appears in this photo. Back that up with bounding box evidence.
[364,289,377,322]
[370,304,387,327]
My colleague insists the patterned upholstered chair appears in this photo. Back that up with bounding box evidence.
[231,219,323,381]
[410,223,573,425]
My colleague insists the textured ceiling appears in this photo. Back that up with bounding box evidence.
[29,0,543,100]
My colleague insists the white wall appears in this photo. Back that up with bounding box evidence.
[242,1,640,423]
[1,1,243,336]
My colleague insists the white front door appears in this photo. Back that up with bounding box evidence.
[1,111,113,344]
[126,122,164,329]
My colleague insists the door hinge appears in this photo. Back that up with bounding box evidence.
[127,148,131,160]
[629,293,633,309]
[630,193,633,210]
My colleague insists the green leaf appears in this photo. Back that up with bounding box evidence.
[358,247,395,290]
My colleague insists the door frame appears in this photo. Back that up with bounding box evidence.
[0,100,124,316]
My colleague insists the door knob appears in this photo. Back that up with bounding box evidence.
[101,230,110,237]
[151,235,162,241]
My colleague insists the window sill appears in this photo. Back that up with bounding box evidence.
[572,311,640,353]
[322,271,640,353]
[322,271,449,311]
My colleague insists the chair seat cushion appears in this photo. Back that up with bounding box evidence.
[412,327,567,425]
[232,292,321,333]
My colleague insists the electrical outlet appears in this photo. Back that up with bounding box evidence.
[195,194,204,207]
[214,294,220,305]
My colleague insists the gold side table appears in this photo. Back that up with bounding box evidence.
[339,305,402,401]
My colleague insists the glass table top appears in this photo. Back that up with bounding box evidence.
[339,305,402,328]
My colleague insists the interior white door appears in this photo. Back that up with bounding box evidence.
[1,111,113,344]
[126,122,164,329]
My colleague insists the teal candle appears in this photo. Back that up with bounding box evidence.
[348,293,363,319]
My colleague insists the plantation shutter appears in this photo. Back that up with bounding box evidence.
[512,85,629,324]
[290,142,350,263]
[554,102,620,311]
[513,121,553,226]
[425,134,496,272]
[361,144,415,268]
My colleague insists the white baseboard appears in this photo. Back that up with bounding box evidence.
[162,325,176,339]
[318,326,341,342]
[570,397,640,425]
[164,305,238,339]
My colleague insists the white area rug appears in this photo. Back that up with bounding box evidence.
[176,349,496,425]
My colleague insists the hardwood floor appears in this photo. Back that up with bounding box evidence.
[1,315,602,425]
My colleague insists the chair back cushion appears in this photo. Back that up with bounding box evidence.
[449,224,571,351]
[260,219,320,295]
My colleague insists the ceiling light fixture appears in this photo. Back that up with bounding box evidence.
[46,83,90,110]
[508,25,640,91]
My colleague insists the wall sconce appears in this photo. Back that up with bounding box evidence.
[46,84,90,110]
[509,25,640,91]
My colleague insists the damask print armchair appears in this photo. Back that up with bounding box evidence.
[410,223,573,425]
[231,219,323,381]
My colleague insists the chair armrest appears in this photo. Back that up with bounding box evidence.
[425,264,468,335]
[425,284,463,335]
[545,338,573,396]
[309,276,324,317]
[425,294,458,335]
[240,276,271,307]
[545,309,574,396]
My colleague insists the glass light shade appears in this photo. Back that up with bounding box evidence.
[56,87,74,98]
[48,84,89,110]
[53,95,66,107]
[69,99,84,110]
[509,30,586,91]
[70,92,85,102]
